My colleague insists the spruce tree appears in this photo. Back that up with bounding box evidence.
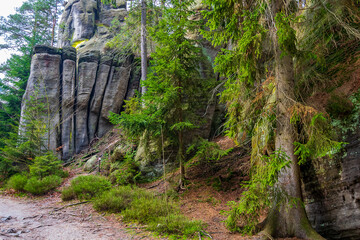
[111,0,214,188]
[201,0,357,238]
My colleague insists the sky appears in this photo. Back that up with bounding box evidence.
[0,0,26,65]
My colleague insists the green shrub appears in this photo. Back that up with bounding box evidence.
[6,174,28,191]
[109,154,141,185]
[29,152,65,178]
[61,175,111,200]
[93,186,204,238]
[148,214,204,237]
[122,196,175,224]
[94,186,134,212]
[24,175,62,195]
[94,186,153,212]
[61,187,76,201]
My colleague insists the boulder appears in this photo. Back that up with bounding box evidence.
[83,155,98,171]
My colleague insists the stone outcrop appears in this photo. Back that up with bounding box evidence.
[302,131,360,240]
[19,46,62,151]
[20,0,139,158]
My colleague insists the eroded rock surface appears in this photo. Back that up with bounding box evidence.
[302,131,360,240]
[20,0,139,157]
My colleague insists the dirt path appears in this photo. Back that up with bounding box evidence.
[0,195,156,240]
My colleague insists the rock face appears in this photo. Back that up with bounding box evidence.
[20,0,139,158]
[19,46,62,151]
[302,131,360,240]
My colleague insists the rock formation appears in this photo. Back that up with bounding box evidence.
[20,0,215,159]
[303,130,360,239]
[20,0,139,158]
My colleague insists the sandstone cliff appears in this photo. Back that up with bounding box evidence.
[20,0,139,159]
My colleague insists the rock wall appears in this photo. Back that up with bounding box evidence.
[20,0,139,158]
[302,131,360,240]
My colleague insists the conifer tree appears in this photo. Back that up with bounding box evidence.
[201,0,358,238]
[111,0,214,188]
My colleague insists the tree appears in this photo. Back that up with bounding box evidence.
[102,0,155,96]
[140,0,147,95]
[260,1,324,238]
[201,0,356,238]
[0,89,52,178]
[110,0,215,187]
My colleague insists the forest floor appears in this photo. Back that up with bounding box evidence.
[0,136,301,240]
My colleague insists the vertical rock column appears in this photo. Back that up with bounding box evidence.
[98,59,132,137]
[20,45,62,152]
[61,46,77,159]
[88,56,113,140]
[75,50,100,153]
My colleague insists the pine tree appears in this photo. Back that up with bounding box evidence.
[201,0,357,238]
[110,0,214,188]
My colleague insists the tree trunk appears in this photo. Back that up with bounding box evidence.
[260,1,325,239]
[141,0,147,95]
[51,0,58,47]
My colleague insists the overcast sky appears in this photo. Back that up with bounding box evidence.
[0,0,26,65]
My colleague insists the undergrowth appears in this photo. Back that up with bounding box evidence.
[6,174,28,191]
[5,152,67,195]
[94,185,204,238]
[225,151,291,234]
[61,175,111,201]
[23,175,62,195]
[186,138,232,166]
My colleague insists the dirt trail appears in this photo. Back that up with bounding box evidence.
[0,196,155,240]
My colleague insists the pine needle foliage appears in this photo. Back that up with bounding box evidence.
[225,151,291,234]
[201,1,267,142]
[202,0,349,234]
[296,0,360,96]
[104,0,160,56]
[110,0,216,179]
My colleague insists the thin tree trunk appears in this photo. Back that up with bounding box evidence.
[51,0,58,47]
[177,80,185,188]
[141,0,147,95]
[260,1,325,239]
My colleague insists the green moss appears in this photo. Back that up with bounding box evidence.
[71,39,88,49]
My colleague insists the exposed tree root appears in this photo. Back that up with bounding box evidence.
[52,201,90,212]
[256,207,326,240]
